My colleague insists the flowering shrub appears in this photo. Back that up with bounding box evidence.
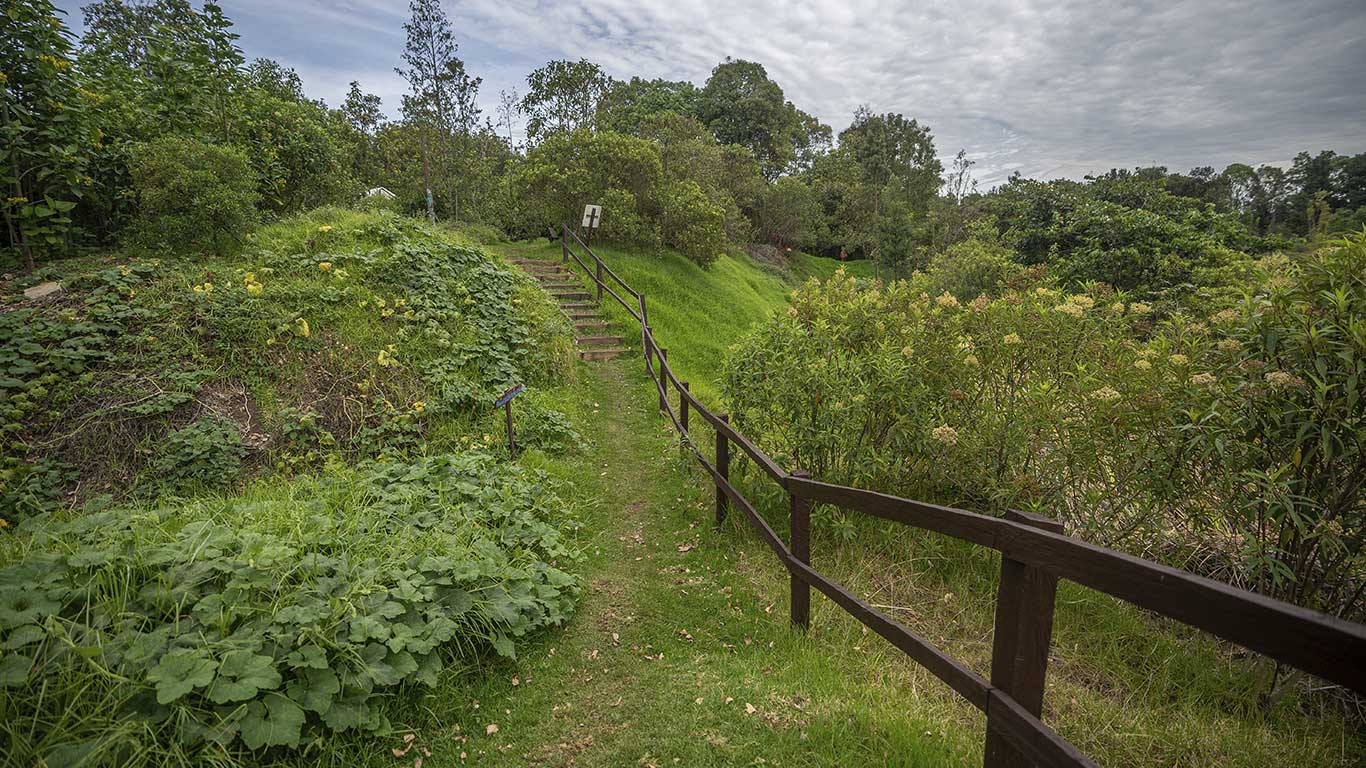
[724,231,1366,618]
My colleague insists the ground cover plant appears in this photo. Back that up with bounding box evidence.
[0,452,578,765]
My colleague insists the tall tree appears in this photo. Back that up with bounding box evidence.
[598,77,701,136]
[343,81,385,182]
[496,88,518,146]
[697,58,799,179]
[396,0,477,219]
[519,58,611,143]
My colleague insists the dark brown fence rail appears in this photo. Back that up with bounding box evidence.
[556,225,1366,768]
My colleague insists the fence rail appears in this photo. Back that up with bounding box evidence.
[556,225,1366,768]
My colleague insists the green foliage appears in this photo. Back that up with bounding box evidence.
[520,58,612,143]
[0,451,579,763]
[126,137,259,255]
[754,176,822,249]
[723,235,1366,619]
[512,128,661,235]
[657,180,726,267]
[1,0,94,268]
[697,58,822,179]
[918,233,1024,301]
[151,415,246,493]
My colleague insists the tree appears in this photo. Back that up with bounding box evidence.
[599,77,701,136]
[342,81,385,183]
[754,176,821,249]
[520,59,612,144]
[2,0,93,268]
[945,149,978,204]
[697,58,801,179]
[246,58,306,103]
[496,88,518,146]
[396,0,478,220]
[838,107,942,208]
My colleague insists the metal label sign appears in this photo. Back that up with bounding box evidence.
[581,204,602,229]
[494,384,524,409]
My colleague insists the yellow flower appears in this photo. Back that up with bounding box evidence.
[318,225,333,233]
[787,307,798,317]
[964,354,980,367]
[1134,359,1152,370]
[1054,302,1084,317]
[403,310,415,319]
[376,298,386,308]
[245,282,263,296]
[1128,302,1151,315]
[1002,333,1022,346]
[412,401,426,413]
[934,292,960,309]
[294,317,310,338]
[1066,294,1095,309]
[1217,338,1242,353]
[901,345,914,358]
[1168,354,1189,366]
[1191,373,1218,388]
[932,424,959,447]
[381,308,394,318]
[6,196,28,205]
[318,261,333,271]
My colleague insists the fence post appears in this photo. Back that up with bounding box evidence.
[984,509,1064,768]
[657,347,668,412]
[561,226,568,263]
[595,257,603,302]
[789,469,812,629]
[715,414,730,529]
[680,382,689,435]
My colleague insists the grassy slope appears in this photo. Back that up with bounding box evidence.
[486,239,872,405]
[457,236,1362,767]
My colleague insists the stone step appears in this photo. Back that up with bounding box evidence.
[580,348,627,361]
[577,335,625,346]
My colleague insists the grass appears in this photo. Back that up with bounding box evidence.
[482,238,871,405]
[5,220,1359,767]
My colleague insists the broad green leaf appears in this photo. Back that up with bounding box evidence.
[207,650,281,704]
[286,667,339,713]
[0,653,34,687]
[239,693,305,750]
[146,650,218,704]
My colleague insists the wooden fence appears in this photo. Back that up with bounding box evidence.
[557,225,1366,768]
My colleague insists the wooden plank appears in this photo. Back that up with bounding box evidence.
[715,414,730,528]
[787,558,992,712]
[986,690,1096,768]
[680,381,690,434]
[986,510,1064,768]
[790,469,812,629]
[788,477,1366,694]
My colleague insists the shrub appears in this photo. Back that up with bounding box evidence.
[657,179,726,267]
[151,415,247,493]
[724,234,1366,619]
[918,234,1023,301]
[0,452,579,763]
[127,137,259,255]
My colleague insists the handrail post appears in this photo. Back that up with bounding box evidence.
[561,225,568,263]
[657,347,668,412]
[984,509,1064,768]
[595,257,603,302]
[639,295,650,367]
[789,469,812,629]
[680,381,689,435]
[715,414,730,529]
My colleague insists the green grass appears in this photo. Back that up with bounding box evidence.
[483,239,872,406]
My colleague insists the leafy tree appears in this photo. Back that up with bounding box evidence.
[697,58,803,179]
[342,80,385,182]
[599,77,700,136]
[838,107,942,210]
[754,176,820,249]
[511,128,660,238]
[520,59,612,144]
[125,135,258,255]
[1,0,93,269]
[245,58,306,103]
[656,179,726,267]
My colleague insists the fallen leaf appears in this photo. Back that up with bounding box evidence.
[745,703,757,714]
[694,697,703,704]
[485,724,499,736]
[511,677,519,686]
[724,697,734,704]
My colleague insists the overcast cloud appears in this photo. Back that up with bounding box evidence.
[55,0,1366,186]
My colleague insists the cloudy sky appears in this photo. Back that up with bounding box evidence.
[55,0,1366,186]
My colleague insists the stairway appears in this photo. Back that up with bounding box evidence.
[506,258,628,361]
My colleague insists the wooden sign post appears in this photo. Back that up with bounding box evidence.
[495,384,525,459]
[581,203,602,246]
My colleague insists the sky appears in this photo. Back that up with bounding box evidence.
[54,0,1366,188]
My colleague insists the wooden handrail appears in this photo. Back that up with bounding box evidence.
[547,224,1366,767]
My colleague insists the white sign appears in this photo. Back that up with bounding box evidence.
[581,204,602,229]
